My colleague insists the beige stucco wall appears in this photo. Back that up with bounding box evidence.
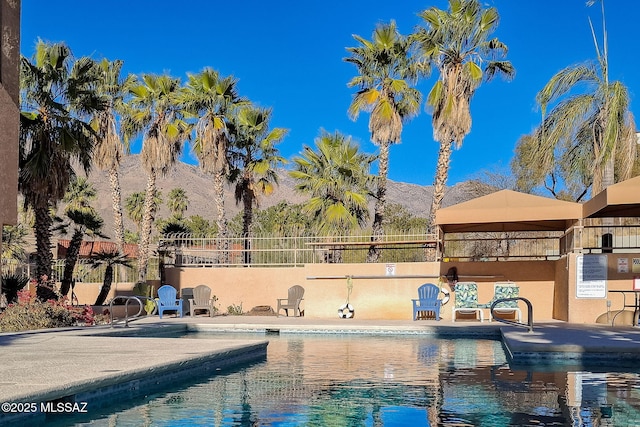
[155,260,560,321]
[441,260,557,321]
[69,253,640,324]
[0,0,20,233]
[562,252,640,324]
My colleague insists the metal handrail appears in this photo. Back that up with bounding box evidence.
[490,297,534,333]
[109,296,157,327]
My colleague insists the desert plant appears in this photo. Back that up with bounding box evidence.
[227,302,243,315]
[1,273,29,305]
[132,281,157,314]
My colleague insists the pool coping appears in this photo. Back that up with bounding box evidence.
[0,324,267,424]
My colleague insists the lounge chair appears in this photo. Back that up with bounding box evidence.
[157,285,183,319]
[452,282,484,322]
[412,283,442,320]
[188,284,215,317]
[277,285,305,317]
[482,282,522,322]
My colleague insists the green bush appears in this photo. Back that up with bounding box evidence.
[227,302,243,315]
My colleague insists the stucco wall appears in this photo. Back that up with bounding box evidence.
[0,0,20,230]
[70,254,640,323]
[441,260,556,321]
[564,252,640,324]
[156,260,559,321]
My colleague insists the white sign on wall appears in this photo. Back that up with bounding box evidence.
[576,254,607,298]
[618,258,629,273]
[385,263,396,276]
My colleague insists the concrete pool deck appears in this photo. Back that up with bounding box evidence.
[2,316,640,422]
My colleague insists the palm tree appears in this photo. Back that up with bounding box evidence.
[167,188,189,219]
[523,0,636,197]
[345,20,425,262]
[1,224,28,263]
[414,0,514,229]
[91,249,132,306]
[180,68,246,249]
[19,41,105,299]
[56,177,105,297]
[121,74,188,283]
[290,130,374,235]
[230,105,288,264]
[92,59,132,255]
[124,191,146,234]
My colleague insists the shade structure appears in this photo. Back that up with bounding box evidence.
[582,175,640,218]
[435,190,583,233]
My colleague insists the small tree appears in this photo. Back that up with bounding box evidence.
[90,250,132,306]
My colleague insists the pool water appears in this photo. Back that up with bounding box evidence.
[48,333,640,426]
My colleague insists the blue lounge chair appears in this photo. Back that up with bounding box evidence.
[412,283,442,320]
[452,282,484,322]
[157,285,183,319]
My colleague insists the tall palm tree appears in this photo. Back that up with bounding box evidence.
[92,59,132,255]
[19,41,105,299]
[346,20,425,262]
[290,130,374,235]
[121,74,188,283]
[524,0,636,197]
[180,68,246,247]
[230,105,288,264]
[56,177,105,297]
[414,0,514,229]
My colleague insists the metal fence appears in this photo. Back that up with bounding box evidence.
[565,224,640,254]
[442,232,563,261]
[6,224,640,286]
[161,230,436,267]
[48,258,159,283]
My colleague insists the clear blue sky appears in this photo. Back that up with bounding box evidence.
[20,0,640,186]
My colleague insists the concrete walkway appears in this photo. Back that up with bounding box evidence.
[2,315,640,423]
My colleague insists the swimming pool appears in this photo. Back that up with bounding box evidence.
[46,333,640,426]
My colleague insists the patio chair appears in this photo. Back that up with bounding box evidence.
[482,282,522,322]
[157,285,183,319]
[452,282,484,322]
[412,283,443,320]
[277,285,305,317]
[188,284,216,317]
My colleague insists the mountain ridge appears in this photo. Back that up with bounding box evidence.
[82,155,476,239]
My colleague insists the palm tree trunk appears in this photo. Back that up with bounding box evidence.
[213,170,229,264]
[137,169,157,284]
[60,228,83,297]
[242,184,253,265]
[94,264,114,306]
[428,140,454,232]
[109,167,126,254]
[108,166,126,285]
[367,142,389,263]
[33,204,56,301]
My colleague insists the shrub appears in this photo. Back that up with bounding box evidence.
[1,273,29,304]
[227,302,243,315]
[0,290,107,332]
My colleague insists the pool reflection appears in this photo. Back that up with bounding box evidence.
[58,334,640,426]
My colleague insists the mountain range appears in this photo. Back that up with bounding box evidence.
[82,155,479,239]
